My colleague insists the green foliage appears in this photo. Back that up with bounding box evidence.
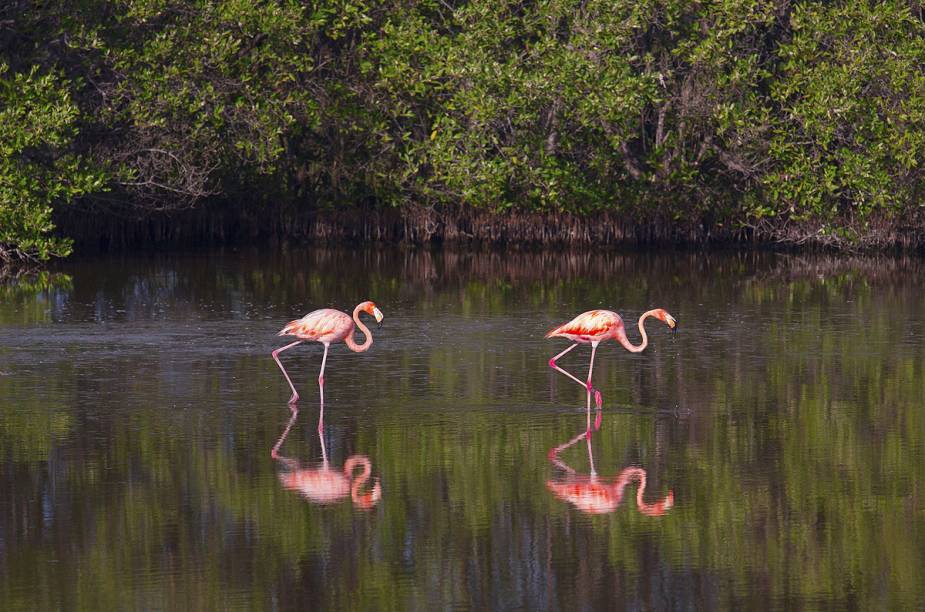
[765,2,925,224]
[344,0,925,228]
[4,0,925,251]
[69,0,318,207]
[0,64,105,261]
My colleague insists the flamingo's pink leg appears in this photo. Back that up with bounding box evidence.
[549,343,592,389]
[586,341,600,435]
[586,430,597,477]
[547,430,588,472]
[317,343,329,431]
[271,405,300,467]
[318,420,329,466]
[272,340,303,403]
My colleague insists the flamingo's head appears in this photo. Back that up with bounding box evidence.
[361,301,384,325]
[652,308,677,330]
[353,479,382,510]
[344,455,381,510]
[638,490,675,517]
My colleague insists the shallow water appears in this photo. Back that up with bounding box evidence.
[1,247,924,610]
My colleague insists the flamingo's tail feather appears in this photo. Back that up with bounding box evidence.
[278,319,301,336]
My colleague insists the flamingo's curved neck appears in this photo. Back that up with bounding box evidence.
[617,467,672,516]
[345,304,373,352]
[344,456,378,507]
[604,467,642,502]
[615,310,660,353]
[620,468,648,506]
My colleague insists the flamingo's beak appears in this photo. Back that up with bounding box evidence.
[666,314,677,329]
[373,307,384,326]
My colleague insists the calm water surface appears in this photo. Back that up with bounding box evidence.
[1,247,924,610]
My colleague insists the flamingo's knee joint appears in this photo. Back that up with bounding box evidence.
[548,358,557,369]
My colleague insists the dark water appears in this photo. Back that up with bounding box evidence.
[2,247,925,610]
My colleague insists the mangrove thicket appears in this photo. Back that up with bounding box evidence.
[2,0,925,261]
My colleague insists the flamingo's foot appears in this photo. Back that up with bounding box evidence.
[594,390,603,409]
[288,393,299,404]
[594,408,602,431]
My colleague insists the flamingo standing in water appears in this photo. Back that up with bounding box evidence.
[272,301,383,426]
[272,406,382,509]
[547,429,673,516]
[546,308,677,433]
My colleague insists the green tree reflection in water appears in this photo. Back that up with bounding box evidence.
[0,249,923,610]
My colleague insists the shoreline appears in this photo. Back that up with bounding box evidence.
[55,203,925,256]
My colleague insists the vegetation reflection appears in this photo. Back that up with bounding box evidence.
[0,249,924,609]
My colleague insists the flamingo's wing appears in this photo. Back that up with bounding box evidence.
[545,310,622,339]
[280,470,350,504]
[546,480,619,514]
[278,308,350,340]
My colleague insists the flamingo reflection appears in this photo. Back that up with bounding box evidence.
[272,407,382,509]
[547,429,673,516]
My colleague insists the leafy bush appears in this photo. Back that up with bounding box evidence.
[0,64,105,261]
[3,0,925,254]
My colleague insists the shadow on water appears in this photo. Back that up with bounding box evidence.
[2,246,925,609]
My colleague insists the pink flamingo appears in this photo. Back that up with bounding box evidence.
[272,301,383,425]
[547,429,673,516]
[272,407,382,510]
[546,308,677,433]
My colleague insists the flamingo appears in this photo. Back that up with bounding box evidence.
[546,308,677,433]
[272,300,383,426]
[547,429,673,516]
[272,406,382,510]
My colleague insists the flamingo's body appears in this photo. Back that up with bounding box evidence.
[279,308,367,346]
[272,301,383,426]
[546,308,676,433]
[546,310,630,344]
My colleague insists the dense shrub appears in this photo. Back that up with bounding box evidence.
[0,64,105,261]
[2,0,925,260]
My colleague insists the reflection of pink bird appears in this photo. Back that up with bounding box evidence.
[272,407,382,510]
[272,301,384,425]
[547,467,674,516]
[546,309,677,433]
[278,457,382,510]
[547,430,673,516]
